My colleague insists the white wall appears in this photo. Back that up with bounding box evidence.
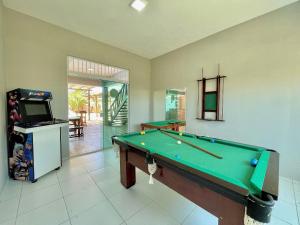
[151,2,300,179]
[4,8,151,159]
[0,0,7,192]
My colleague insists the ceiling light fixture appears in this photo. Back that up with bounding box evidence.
[130,0,148,12]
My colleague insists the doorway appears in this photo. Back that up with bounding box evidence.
[68,80,102,156]
[67,56,129,157]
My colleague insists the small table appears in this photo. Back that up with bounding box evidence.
[141,120,186,131]
[112,129,279,225]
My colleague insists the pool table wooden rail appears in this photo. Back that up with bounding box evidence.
[140,121,186,131]
[262,149,279,200]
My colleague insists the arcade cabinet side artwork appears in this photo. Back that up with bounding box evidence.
[6,89,34,181]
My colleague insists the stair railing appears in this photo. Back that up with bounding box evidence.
[109,84,128,123]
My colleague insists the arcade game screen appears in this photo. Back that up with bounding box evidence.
[24,102,48,116]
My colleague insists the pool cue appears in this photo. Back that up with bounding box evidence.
[160,130,223,159]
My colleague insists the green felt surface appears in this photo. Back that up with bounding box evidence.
[144,120,185,127]
[205,92,217,111]
[115,129,270,195]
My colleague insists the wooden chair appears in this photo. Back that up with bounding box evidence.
[79,111,87,126]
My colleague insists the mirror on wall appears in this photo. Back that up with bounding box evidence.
[165,89,186,121]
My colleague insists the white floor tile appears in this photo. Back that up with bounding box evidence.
[16,199,68,225]
[270,216,294,225]
[273,200,299,225]
[90,166,119,183]
[279,177,295,204]
[18,184,62,215]
[182,206,218,225]
[0,180,22,202]
[110,162,121,173]
[294,180,300,193]
[76,152,104,163]
[64,186,106,217]
[102,149,117,159]
[60,174,96,196]
[62,157,85,168]
[22,171,58,195]
[132,178,170,201]
[295,191,300,204]
[56,164,87,182]
[96,176,127,198]
[150,187,195,222]
[70,200,123,225]
[0,197,19,224]
[126,202,180,225]
[280,176,293,183]
[297,204,300,225]
[110,188,152,220]
[133,177,193,222]
[104,155,120,167]
[84,159,108,172]
[68,152,104,166]
[293,180,300,185]
[134,169,155,186]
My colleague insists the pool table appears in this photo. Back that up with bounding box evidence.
[112,129,279,225]
[141,119,186,131]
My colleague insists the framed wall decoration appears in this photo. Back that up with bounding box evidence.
[197,65,226,121]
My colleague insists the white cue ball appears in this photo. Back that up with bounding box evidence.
[177,140,182,144]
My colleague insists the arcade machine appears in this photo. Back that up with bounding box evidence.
[6,88,68,182]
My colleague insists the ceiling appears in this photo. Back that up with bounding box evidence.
[3,0,297,59]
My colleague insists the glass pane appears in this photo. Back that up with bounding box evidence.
[102,80,128,149]
[165,89,186,121]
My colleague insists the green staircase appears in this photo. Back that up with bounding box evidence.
[108,84,128,126]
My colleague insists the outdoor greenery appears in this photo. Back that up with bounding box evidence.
[68,90,87,112]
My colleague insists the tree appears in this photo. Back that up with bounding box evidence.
[68,90,87,112]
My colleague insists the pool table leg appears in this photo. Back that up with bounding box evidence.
[217,200,245,225]
[120,146,136,188]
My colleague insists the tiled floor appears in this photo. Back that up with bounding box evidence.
[0,148,299,225]
[69,121,127,157]
[69,121,102,157]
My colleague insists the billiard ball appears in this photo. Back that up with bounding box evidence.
[177,140,182,144]
[250,158,258,167]
[141,142,145,146]
[179,132,183,136]
[140,131,145,135]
